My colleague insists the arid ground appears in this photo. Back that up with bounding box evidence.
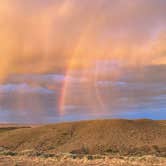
[0,155,166,166]
[0,119,166,165]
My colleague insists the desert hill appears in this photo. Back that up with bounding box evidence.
[0,119,166,156]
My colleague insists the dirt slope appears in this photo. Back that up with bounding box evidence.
[0,119,166,156]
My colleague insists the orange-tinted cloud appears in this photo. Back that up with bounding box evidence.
[0,0,165,80]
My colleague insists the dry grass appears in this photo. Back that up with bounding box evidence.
[0,119,166,156]
[0,155,166,166]
[0,119,166,165]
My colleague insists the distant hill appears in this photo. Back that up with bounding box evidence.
[0,119,166,156]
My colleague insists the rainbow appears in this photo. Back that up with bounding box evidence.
[58,24,109,116]
[58,57,107,117]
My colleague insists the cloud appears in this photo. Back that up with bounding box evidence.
[97,81,127,87]
[0,0,165,80]
[0,83,53,94]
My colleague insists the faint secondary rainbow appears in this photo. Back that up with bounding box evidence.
[58,20,110,116]
[58,58,109,117]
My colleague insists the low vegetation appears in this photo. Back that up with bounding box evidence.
[0,154,166,166]
[0,119,165,165]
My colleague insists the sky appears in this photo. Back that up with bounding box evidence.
[0,0,166,77]
[0,0,165,123]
